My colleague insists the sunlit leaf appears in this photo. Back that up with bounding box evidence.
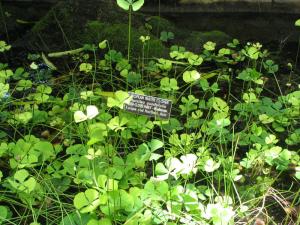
[74,111,87,123]
[86,105,99,119]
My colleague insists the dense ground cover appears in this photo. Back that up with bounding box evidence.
[1,1,300,225]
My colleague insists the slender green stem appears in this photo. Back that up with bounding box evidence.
[128,7,132,62]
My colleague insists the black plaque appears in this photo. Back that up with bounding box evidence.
[124,92,172,119]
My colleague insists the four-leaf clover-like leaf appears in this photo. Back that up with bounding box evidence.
[74,105,99,123]
[116,0,144,11]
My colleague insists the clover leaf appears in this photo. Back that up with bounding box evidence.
[0,206,12,223]
[108,116,129,131]
[74,105,99,123]
[100,190,135,215]
[0,41,11,52]
[8,169,37,193]
[79,63,93,73]
[116,0,144,11]
[97,175,119,191]
[74,189,100,213]
[0,69,13,82]
[203,159,220,172]
[183,70,201,83]
[107,91,132,109]
[187,54,203,66]
[16,79,32,91]
[237,68,262,83]
[160,77,179,92]
[87,123,107,145]
[160,31,174,42]
[203,41,216,51]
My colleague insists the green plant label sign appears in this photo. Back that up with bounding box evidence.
[124,92,172,119]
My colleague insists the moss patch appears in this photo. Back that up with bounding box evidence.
[83,21,167,58]
[183,30,231,52]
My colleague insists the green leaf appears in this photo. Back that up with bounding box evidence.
[116,0,145,11]
[187,54,203,66]
[237,68,261,82]
[160,77,179,92]
[97,175,118,191]
[265,134,278,145]
[243,92,258,103]
[99,40,107,49]
[34,141,55,161]
[59,211,94,225]
[133,143,151,168]
[209,97,229,113]
[199,79,210,91]
[100,190,134,214]
[108,116,129,131]
[34,93,50,102]
[295,19,300,26]
[144,180,169,197]
[203,41,216,51]
[0,41,11,52]
[98,218,112,225]
[160,31,174,42]
[87,123,107,145]
[161,118,183,132]
[263,59,278,73]
[210,82,220,93]
[0,82,9,99]
[74,111,87,123]
[30,62,38,70]
[116,0,130,10]
[0,69,13,82]
[259,114,274,124]
[0,206,12,223]
[80,91,94,100]
[107,91,132,109]
[155,163,169,175]
[183,70,201,83]
[149,153,162,161]
[16,79,32,91]
[148,139,164,152]
[204,159,220,172]
[218,48,231,55]
[285,129,300,145]
[265,146,282,166]
[74,189,100,213]
[79,63,93,73]
[157,58,172,71]
[36,84,52,94]
[246,46,259,60]
[14,112,33,124]
[13,67,29,80]
[127,71,141,84]
[132,0,144,11]
[179,95,199,115]
[8,169,37,193]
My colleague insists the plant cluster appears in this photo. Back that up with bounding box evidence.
[0,6,300,225]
